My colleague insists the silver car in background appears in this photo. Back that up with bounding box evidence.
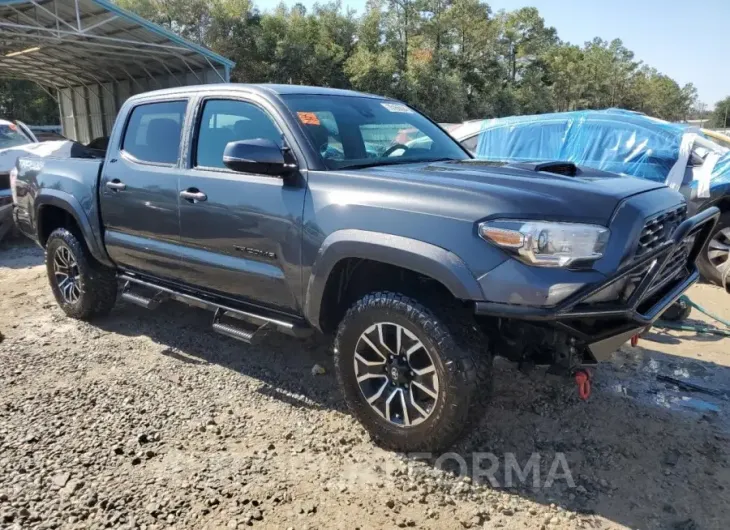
[0,119,37,241]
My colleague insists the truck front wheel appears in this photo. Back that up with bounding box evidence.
[45,228,117,320]
[334,291,492,452]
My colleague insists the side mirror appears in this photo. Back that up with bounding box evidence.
[222,138,295,176]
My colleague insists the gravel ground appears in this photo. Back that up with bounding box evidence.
[1,236,729,530]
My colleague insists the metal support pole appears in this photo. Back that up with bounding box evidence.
[84,85,94,142]
[56,88,65,138]
[75,0,83,31]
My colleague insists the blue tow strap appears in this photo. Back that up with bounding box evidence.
[654,294,730,337]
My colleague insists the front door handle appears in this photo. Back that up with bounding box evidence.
[180,189,207,202]
[106,179,126,191]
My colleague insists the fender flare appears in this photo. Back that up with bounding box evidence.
[303,229,484,330]
[35,190,114,267]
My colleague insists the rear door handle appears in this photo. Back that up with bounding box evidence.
[106,179,126,191]
[180,189,207,202]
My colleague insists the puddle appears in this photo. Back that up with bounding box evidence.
[653,392,722,413]
[611,383,639,398]
[603,347,729,431]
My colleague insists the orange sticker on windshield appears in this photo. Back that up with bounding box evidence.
[297,112,320,126]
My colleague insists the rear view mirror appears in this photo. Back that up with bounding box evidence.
[222,139,294,176]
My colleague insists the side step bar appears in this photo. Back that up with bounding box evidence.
[212,309,269,344]
[118,273,311,342]
[120,287,167,310]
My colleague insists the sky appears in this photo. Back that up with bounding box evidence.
[263,0,728,108]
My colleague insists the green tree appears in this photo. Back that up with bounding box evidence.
[1,0,709,126]
[0,80,58,124]
[443,0,504,118]
[711,96,730,128]
[629,67,696,121]
[544,44,585,111]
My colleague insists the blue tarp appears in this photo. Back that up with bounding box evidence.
[473,109,730,191]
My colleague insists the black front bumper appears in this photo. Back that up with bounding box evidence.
[475,207,720,360]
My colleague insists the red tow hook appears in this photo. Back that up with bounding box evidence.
[630,334,639,347]
[574,369,592,401]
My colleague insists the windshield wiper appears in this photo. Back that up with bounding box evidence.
[338,157,459,170]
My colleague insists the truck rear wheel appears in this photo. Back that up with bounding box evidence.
[45,228,117,320]
[334,291,492,452]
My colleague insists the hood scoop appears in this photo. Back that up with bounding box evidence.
[510,161,578,177]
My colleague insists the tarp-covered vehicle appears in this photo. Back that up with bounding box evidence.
[451,110,730,286]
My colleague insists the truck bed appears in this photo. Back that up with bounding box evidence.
[13,155,105,256]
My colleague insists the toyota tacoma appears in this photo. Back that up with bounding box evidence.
[11,84,719,451]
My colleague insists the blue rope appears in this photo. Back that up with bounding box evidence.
[654,294,730,337]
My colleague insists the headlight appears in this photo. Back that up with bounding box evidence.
[479,220,610,267]
[9,167,18,203]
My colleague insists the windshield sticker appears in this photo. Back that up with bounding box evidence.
[297,112,321,126]
[381,102,413,113]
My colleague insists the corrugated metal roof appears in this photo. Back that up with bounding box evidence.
[0,0,234,89]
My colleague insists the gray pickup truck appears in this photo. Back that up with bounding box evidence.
[12,84,719,451]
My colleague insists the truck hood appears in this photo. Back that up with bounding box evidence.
[344,160,671,224]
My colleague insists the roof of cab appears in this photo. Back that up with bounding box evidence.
[127,83,387,102]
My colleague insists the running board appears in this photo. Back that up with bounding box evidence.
[212,309,269,344]
[120,290,164,310]
[118,273,311,339]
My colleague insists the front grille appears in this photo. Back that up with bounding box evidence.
[636,204,687,257]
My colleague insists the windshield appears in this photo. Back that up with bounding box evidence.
[0,122,33,149]
[282,95,468,169]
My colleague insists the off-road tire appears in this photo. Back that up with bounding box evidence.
[697,210,730,287]
[334,291,492,452]
[45,228,117,320]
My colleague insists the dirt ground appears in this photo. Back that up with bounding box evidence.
[1,236,729,530]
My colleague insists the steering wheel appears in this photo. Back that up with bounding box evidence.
[382,143,410,158]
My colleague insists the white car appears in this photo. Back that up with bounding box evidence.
[0,119,37,240]
[0,122,84,241]
[445,120,488,153]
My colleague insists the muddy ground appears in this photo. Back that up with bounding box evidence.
[1,236,729,530]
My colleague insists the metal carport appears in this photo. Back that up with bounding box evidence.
[0,0,234,143]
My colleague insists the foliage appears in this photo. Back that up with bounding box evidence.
[0,80,58,124]
[113,0,704,122]
[711,96,730,128]
[0,0,714,126]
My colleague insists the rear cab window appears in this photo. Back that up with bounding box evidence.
[122,101,187,165]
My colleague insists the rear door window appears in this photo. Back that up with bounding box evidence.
[122,101,187,165]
